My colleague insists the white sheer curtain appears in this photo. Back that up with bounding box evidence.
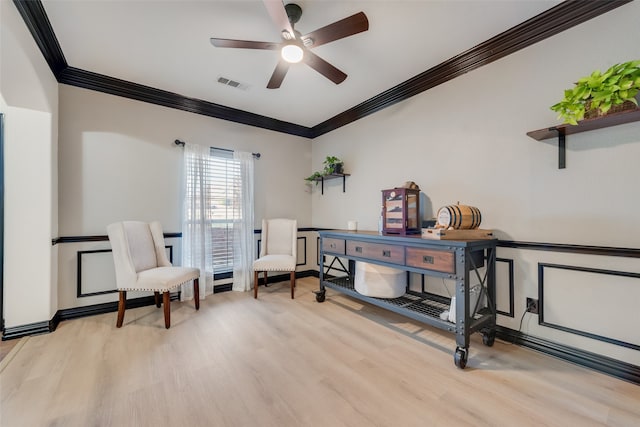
[181,143,214,300]
[232,151,255,292]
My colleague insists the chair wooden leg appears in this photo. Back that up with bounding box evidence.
[163,291,171,329]
[263,271,268,287]
[193,278,200,310]
[290,271,295,299]
[116,291,126,328]
[254,270,259,299]
[154,291,161,308]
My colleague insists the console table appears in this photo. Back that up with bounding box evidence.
[316,230,497,368]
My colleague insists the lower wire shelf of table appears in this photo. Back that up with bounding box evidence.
[320,275,457,333]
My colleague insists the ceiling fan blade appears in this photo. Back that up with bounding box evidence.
[303,51,347,85]
[263,0,295,38]
[302,12,368,48]
[210,38,280,50]
[267,60,290,89]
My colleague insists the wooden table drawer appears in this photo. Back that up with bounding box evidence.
[346,240,405,265]
[322,237,345,254]
[405,247,455,274]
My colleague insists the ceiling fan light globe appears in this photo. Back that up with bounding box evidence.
[281,44,304,63]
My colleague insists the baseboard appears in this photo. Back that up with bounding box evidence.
[2,295,172,340]
[2,320,53,340]
[256,269,319,286]
[57,295,168,322]
[2,311,60,341]
[10,271,634,385]
[3,270,320,340]
[495,326,640,385]
[214,283,232,293]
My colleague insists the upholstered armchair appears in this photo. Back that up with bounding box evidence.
[252,218,297,299]
[107,221,200,329]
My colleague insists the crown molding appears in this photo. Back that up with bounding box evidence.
[310,0,633,137]
[14,0,632,139]
[57,67,314,138]
[12,0,67,78]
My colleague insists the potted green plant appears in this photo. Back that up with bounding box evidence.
[304,171,323,185]
[550,60,640,125]
[322,155,344,175]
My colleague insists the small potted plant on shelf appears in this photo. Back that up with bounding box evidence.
[304,156,345,186]
[550,60,640,125]
[322,155,344,175]
[304,171,323,185]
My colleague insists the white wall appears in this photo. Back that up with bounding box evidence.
[1,0,59,328]
[56,85,313,308]
[310,2,640,365]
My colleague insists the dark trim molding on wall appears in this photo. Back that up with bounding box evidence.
[53,227,321,245]
[14,0,632,138]
[538,262,640,352]
[58,67,314,138]
[12,0,67,78]
[76,246,174,298]
[2,270,319,340]
[496,325,640,385]
[496,257,515,318]
[54,231,640,260]
[498,240,640,258]
[310,0,633,137]
[2,312,61,341]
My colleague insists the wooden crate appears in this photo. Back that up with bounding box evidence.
[421,228,494,240]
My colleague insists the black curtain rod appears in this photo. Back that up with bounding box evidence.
[174,139,260,158]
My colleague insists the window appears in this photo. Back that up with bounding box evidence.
[208,149,241,274]
[183,148,240,277]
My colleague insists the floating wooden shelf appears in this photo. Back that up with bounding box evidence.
[527,108,640,169]
[313,173,350,194]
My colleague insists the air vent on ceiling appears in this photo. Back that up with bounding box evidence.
[217,76,249,90]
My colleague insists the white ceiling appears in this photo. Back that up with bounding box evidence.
[42,0,561,127]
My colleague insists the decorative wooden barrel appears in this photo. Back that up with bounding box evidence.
[437,204,482,229]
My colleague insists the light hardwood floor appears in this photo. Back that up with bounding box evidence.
[0,337,21,364]
[1,277,638,427]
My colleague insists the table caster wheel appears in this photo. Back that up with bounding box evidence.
[314,290,326,303]
[482,330,495,347]
[454,347,468,369]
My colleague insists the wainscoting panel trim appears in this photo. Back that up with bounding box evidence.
[538,262,640,351]
[496,257,515,318]
[499,240,640,258]
[77,249,117,298]
[76,246,174,298]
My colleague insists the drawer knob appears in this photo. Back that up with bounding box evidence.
[423,255,434,264]
[330,243,336,248]
[383,250,391,257]
[355,246,363,253]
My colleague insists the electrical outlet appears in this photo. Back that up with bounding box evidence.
[526,297,539,314]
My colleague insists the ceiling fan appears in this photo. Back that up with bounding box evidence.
[210,1,369,89]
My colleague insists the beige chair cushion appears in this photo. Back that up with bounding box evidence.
[136,266,200,292]
[252,254,296,272]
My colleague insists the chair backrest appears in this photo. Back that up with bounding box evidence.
[107,221,172,289]
[259,218,297,258]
